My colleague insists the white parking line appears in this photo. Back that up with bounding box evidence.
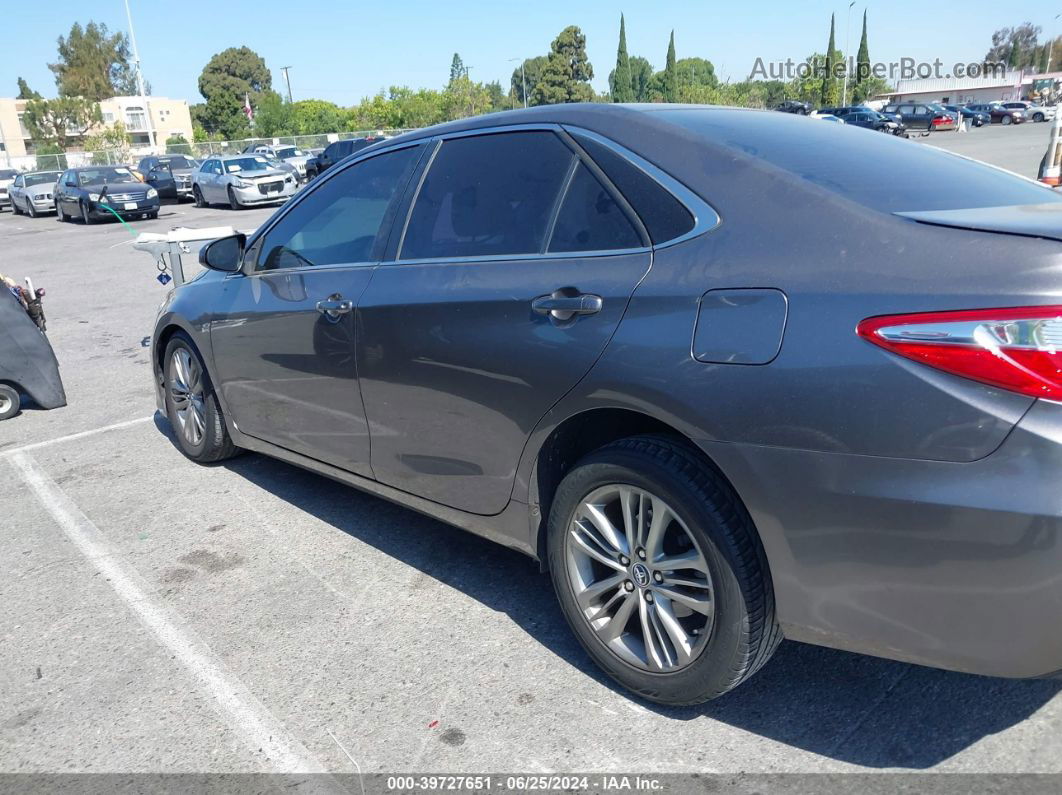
[2,415,155,456]
[8,450,335,776]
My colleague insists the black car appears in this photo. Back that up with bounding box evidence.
[53,165,160,224]
[306,136,387,179]
[138,155,200,201]
[965,103,1025,125]
[774,100,811,115]
[836,109,904,134]
[882,102,957,132]
[943,105,989,127]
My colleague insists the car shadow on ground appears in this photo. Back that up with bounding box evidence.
[162,421,1059,770]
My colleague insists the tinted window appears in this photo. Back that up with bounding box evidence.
[548,163,641,252]
[663,107,1062,213]
[572,132,693,244]
[256,146,419,271]
[401,131,573,259]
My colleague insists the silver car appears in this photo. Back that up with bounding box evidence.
[8,170,61,217]
[250,144,313,181]
[0,168,16,210]
[191,154,297,210]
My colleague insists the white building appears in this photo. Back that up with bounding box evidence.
[875,71,1062,105]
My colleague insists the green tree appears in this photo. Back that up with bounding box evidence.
[662,31,677,102]
[821,14,837,105]
[291,99,347,134]
[484,80,507,112]
[84,121,131,164]
[449,53,466,84]
[985,23,1040,68]
[251,91,294,136]
[628,56,654,101]
[851,75,892,104]
[49,21,139,100]
[17,77,41,99]
[532,26,595,105]
[22,96,101,151]
[510,55,548,106]
[34,141,68,171]
[197,46,272,139]
[165,134,191,154]
[611,14,634,102]
[674,57,717,101]
[855,11,870,86]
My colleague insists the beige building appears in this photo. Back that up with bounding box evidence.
[0,95,193,166]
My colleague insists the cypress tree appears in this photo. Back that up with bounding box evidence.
[855,10,870,85]
[821,13,836,105]
[613,14,633,102]
[663,30,677,102]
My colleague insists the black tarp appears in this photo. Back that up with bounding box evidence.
[0,289,66,410]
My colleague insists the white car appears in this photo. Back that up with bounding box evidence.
[246,144,313,181]
[8,170,62,217]
[191,154,298,210]
[0,168,17,211]
[1003,102,1056,123]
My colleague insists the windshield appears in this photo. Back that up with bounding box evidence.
[77,167,139,185]
[25,172,61,187]
[158,156,197,170]
[276,147,305,159]
[224,156,272,174]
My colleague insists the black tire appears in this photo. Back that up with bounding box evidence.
[80,201,95,225]
[547,435,781,705]
[1034,112,1045,123]
[0,384,20,421]
[26,198,38,218]
[162,332,238,463]
[227,186,241,211]
[10,198,21,215]
[147,210,159,220]
[1002,114,1013,125]
[55,201,66,222]
[193,185,206,208]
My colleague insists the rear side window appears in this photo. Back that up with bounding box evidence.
[256,146,419,271]
[664,107,1062,213]
[572,132,694,244]
[548,163,641,252]
[401,131,573,259]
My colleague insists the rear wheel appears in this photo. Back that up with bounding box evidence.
[547,435,781,705]
[163,333,238,463]
[0,384,20,421]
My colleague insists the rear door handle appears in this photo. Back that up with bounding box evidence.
[532,293,603,320]
[316,298,353,316]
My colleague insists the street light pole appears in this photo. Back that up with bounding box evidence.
[280,66,293,103]
[842,0,855,106]
[123,0,157,151]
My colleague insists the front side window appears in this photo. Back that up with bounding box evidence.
[256,146,420,272]
[401,131,574,260]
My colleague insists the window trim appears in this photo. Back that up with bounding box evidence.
[241,140,427,277]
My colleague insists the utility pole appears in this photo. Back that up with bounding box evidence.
[842,1,855,106]
[280,66,293,103]
[1047,15,1061,75]
[123,0,157,151]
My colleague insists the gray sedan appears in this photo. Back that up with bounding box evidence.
[191,154,297,210]
[8,170,62,217]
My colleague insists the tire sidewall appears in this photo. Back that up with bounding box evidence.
[0,385,20,421]
[547,451,754,704]
[162,333,226,461]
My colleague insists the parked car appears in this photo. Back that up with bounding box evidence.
[966,102,1026,125]
[54,165,160,224]
[151,104,1062,705]
[8,170,62,217]
[773,100,811,114]
[809,111,845,122]
[191,154,297,209]
[306,136,387,179]
[244,144,313,181]
[882,102,956,131]
[835,109,904,134]
[138,154,200,201]
[944,105,989,127]
[1001,101,1055,123]
[0,168,17,211]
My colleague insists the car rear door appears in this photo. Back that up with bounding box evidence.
[208,144,424,475]
[356,128,654,515]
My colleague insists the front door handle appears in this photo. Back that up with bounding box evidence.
[316,296,353,317]
[532,292,603,321]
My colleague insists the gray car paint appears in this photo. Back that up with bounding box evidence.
[153,103,1062,681]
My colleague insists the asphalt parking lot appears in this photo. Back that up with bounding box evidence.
[2,150,1061,780]
[925,118,1054,179]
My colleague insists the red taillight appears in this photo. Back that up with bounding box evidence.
[858,307,1062,399]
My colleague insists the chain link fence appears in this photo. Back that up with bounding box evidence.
[4,128,417,173]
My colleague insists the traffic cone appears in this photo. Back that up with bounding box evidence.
[1037,111,1062,186]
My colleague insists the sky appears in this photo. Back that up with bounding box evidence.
[3,0,1058,105]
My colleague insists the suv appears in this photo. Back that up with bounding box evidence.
[244,144,313,181]
[1001,101,1055,122]
[152,105,1062,705]
[882,102,957,131]
[305,136,386,179]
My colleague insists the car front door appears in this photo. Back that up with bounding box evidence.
[208,144,423,475]
[357,129,654,515]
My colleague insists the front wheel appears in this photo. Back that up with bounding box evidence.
[193,185,206,208]
[547,435,781,705]
[56,201,67,222]
[0,384,20,421]
[26,198,38,218]
[1034,112,1045,122]
[163,333,238,463]
[80,202,95,225]
[227,186,242,211]
[1002,115,1013,125]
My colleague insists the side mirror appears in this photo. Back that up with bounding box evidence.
[200,234,246,273]
[65,179,77,187]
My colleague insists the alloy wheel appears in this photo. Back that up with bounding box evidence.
[169,348,206,447]
[564,484,715,672]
